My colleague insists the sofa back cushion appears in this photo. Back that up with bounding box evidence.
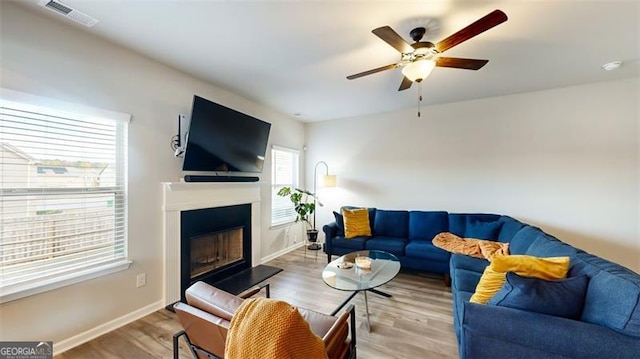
[333,211,345,236]
[525,236,579,258]
[571,252,640,338]
[373,210,409,238]
[497,217,526,242]
[408,211,449,241]
[508,226,547,254]
[465,217,504,240]
[448,213,501,237]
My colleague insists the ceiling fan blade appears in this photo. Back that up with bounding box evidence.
[398,76,413,91]
[436,9,508,53]
[436,57,489,70]
[372,26,414,54]
[346,63,400,80]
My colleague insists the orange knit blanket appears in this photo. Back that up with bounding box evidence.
[225,297,328,359]
[433,232,509,260]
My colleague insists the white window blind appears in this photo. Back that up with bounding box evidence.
[0,89,129,300]
[271,146,299,226]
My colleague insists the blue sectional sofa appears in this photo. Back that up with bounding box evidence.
[323,208,640,358]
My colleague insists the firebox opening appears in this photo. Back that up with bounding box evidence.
[190,226,244,279]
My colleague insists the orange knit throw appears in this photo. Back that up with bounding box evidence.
[433,232,509,260]
[225,297,328,359]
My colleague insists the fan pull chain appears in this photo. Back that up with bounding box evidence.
[417,82,423,117]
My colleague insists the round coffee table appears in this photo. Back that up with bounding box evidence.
[322,250,401,331]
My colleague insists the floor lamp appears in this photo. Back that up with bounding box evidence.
[311,161,336,250]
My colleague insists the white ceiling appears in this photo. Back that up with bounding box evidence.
[17,0,640,122]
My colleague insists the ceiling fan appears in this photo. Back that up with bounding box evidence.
[347,9,508,91]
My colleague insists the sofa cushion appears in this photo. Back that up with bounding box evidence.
[525,235,578,258]
[573,253,640,338]
[329,236,368,250]
[373,210,409,238]
[408,211,449,241]
[508,226,546,254]
[364,237,407,257]
[488,272,589,319]
[332,211,344,236]
[465,217,503,240]
[453,268,483,293]
[497,217,526,242]
[404,240,450,262]
[342,208,372,238]
[451,254,489,274]
[448,214,467,237]
[449,214,501,237]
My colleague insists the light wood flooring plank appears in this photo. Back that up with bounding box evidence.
[56,248,458,358]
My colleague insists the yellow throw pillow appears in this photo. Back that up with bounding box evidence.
[469,266,507,304]
[491,255,570,280]
[342,208,372,239]
[470,255,570,304]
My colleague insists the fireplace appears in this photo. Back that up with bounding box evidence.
[180,204,252,301]
[162,182,262,306]
[190,227,244,278]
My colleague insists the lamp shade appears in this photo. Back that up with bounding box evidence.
[320,174,337,188]
[401,59,436,82]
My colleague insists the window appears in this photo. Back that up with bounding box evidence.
[271,146,299,226]
[0,88,130,302]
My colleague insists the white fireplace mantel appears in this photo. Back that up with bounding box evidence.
[161,182,262,306]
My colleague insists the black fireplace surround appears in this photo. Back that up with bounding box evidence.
[180,204,252,302]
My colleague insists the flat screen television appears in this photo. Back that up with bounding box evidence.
[182,95,271,173]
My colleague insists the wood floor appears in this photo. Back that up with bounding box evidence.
[56,248,458,358]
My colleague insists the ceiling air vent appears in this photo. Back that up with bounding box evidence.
[39,0,99,27]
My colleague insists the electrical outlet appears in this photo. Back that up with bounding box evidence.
[136,273,146,288]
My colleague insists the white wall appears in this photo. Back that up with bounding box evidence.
[0,2,304,347]
[306,78,640,273]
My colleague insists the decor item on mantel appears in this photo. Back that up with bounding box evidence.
[277,187,323,250]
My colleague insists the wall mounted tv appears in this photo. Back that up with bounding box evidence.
[182,95,271,173]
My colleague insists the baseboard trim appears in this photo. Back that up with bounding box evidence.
[54,299,164,355]
[260,241,305,263]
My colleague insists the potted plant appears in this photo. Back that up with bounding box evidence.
[277,187,323,249]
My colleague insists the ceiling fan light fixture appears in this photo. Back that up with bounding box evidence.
[402,59,436,82]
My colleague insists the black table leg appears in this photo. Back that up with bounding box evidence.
[368,288,392,297]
